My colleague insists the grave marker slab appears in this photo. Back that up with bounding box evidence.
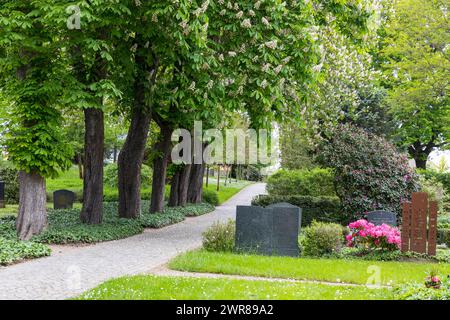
[235,203,301,257]
[367,210,397,226]
[53,189,76,210]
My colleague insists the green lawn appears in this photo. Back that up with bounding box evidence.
[204,178,253,204]
[169,250,450,286]
[77,275,394,300]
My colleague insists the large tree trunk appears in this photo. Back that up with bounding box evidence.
[178,164,192,206]
[408,140,434,170]
[414,157,427,170]
[80,107,104,224]
[168,170,180,207]
[118,109,151,218]
[76,153,84,179]
[168,164,192,207]
[150,124,172,213]
[16,171,47,240]
[187,163,206,204]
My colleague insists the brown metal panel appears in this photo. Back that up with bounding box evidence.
[401,202,411,252]
[428,201,438,256]
[411,192,427,253]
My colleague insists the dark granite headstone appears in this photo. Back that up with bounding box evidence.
[235,203,301,257]
[367,210,397,226]
[53,189,76,210]
[0,181,5,208]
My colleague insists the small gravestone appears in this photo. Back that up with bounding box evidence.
[367,210,397,226]
[0,181,5,208]
[53,189,76,210]
[235,203,301,257]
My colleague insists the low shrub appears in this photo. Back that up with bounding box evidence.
[267,168,335,197]
[178,203,215,217]
[438,229,450,246]
[0,237,51,265]
[300,221,344,257]
[346,219,401,251]
[202,219,235,253]
[418,175,449,214]
[0,160,19,204]
[417,169,450,194]
[252,194,345,226]
[202,189,219,206]
[396,275,450,300]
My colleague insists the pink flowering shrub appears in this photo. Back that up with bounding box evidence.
[346,219,401,251]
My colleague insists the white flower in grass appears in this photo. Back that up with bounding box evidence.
[262,17,270,26]
[236,11,243,18]
[228,51,237,57]
[241,19,251,28]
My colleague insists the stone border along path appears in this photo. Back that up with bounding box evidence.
[0,183,267,300]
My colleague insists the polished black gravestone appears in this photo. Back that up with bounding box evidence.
[235,203,301,257]
[53,189,76,210]
[367,210,397,226]
[0,181,5,208]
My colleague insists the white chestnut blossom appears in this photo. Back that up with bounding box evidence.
[241,19,252,28]
[262,17,270,26]
[249,10,255,17]
[260,79,268,88]
[236,11,243,18]
[265,40,277,49]
[254,1,261,10]
[228,51,237,57]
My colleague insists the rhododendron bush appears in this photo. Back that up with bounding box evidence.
[346,219,401,251]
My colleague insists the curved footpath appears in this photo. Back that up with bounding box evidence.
[0,183,267,300]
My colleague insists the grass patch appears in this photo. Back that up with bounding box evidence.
[204,179,253,205]
[169,250,450,286]
[77,275,394,300]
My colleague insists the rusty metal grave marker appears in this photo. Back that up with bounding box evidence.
[401,192,437,256]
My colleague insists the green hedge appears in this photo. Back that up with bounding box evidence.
[0,161,19,204]
[266,168,335,197]
[417,169,450,193]
[438,229,450,247]
[251,194,345,226]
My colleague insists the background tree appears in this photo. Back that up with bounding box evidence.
[382,0,450,169]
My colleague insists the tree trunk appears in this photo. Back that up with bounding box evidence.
[205,165,209,187]
[168,171,180,207]
[188,163,206,204]
[178,164,192,206]
[80,107,104,224]
[414,157,427,169]
[16,171,47,240]
[118,109,151,218]
[150,124,172,213]
[77,153,84,179]
[217,165,220,192]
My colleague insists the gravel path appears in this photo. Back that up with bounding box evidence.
[0,183,266,300]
